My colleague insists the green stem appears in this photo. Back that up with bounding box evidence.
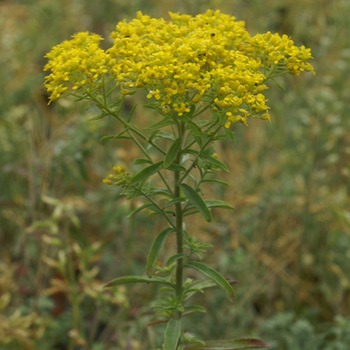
[137,187,176,230]
[127,130,173,195]
[174,122,185,313]
[179,124,222,184]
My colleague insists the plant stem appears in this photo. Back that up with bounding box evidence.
[174,123,185,315]
[174,169,183,303]
[179,124,222,184]
[127,129,173,195]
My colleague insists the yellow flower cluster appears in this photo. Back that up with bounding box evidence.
[44,10,314,126]
[248,32,314,76]
[103,165,130,187]
[44,32,115,102]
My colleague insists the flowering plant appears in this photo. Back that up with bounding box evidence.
[44,10,314,350]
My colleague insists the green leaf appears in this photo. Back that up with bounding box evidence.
[88,112,108,121]
[127,103,138,122]
[99,128,130,142]
[99,135,118,142]
[104,275,173,288]
[204,200,234,209]
[164,318,182,350]
[146,117,175,130]
[166,253,188,266]
[184,149,199,157]
[206,157,229,172]
[133,158,153,165]
[201,147,216,159]
[163,138,182,169]
[184,261,235,302]
[180,184,212,222]
[153,131,176,140]
[188,121,203,137]
[146,228,174,277]
[166,164,186,172]
[163,197,186,209]
[185,200,234,211]
[183,280,218,301]
[224,128,236,143]
[147,187,172,197]
[127,203,161,218]
[201,179,228,186]
[129,161,163,186]
[183,305,207,315]
[184,338,269,349]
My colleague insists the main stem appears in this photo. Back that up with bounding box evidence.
[174,168,183,302]
[174,122,184,313]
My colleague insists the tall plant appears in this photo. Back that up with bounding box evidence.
[44,10,314,349]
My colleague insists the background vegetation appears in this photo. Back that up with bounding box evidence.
[0,0,349,349]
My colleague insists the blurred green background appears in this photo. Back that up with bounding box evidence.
[1,0,350,349]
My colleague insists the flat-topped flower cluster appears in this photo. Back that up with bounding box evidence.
[44,10,314,127]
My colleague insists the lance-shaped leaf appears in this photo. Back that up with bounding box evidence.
[167,253,188,266]
[100,128,129,142]
[205,156,229,172]
[134,158,153,165]
[88,111,109,121]
[146,228,174,277]
[104,275,173,288]
[128,203,160,218]
[164,318,182,350]
[129,161,163,186]
[146,117,175,129]
[184,338,269,349]
[183,305,207,315]
[180,184,212,222]
[163,138,182,169]
[185,261,235,302]
[153,131,176,140]
[185,200,234,212]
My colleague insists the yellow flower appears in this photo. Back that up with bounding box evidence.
[44,11,314,125]
[44,32,114,103]
[103,165,130,187]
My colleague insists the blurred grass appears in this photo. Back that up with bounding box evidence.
[1,0,350,349]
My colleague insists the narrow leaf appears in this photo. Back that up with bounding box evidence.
[184,338,269,349]
[163,197,186,209]
[166,164,186,172]
[127,203,153,218]
[146,117,175,130]
[146,228,174,277]
[164,138,182,169]
[183,305,207,315]
[166,253,188,266]
[202,147,216,159]
[206,157,229,172]
[185,200,234,211]
[224,128,235,143]
[154,131,176,140]
[134,158,153,165]
[185,261,235,302]
[127,103,137,122]
[104,275,173,288]
[180,184,212,222]
[128,203,161,218]
[164,318,182,350]
[88,112,108,121]
[202,179,228,186]
[129,161,163,186]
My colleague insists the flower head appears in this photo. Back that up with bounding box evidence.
[44,11,314,126]
[44,32,115,103]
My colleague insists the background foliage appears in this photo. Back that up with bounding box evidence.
[0,0,349,349]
